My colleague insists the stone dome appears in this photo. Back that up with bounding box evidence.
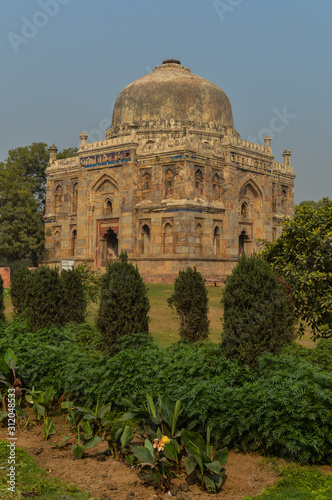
[110,60,234,131]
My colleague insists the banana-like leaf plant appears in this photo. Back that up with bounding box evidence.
[121,393,183,439]
[181,426,228,492]
[26,387,56,420]
[0,349,22,400]
[75,401,112,437]
[99,424,134,460]
[71,422,103,459]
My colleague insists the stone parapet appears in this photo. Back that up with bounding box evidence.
[272,160,294,175]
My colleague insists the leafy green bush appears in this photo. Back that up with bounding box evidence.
[168,267,209,342]
[75,261,103,305]
[221,253,297,367]
[262,198,332,340]
[10,266,31,315]
[282,339,332,372]
[96,251,150,350]
[26,266,67,332]
[0,320,331,465]
[68,323,103,351]
[61,268,87,323]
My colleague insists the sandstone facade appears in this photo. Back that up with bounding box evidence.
[43,60,295,282]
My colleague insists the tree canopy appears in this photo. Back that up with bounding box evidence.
[0,142,77,267]
[262,198,332,340]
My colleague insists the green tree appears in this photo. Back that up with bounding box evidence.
[221,253,296,368]
[262,198,332,340]
[168,267,209,342]
[0,143,48,266]
[57,147,78,159]
[96,251,150,351]
[0,143,78,267]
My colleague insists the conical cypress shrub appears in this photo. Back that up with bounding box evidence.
[10,266,32,316]
[26,266,67,332]
[221,253,297,368]
[61,268,87,324]
[96,251,150,351]
[168,266,209,342]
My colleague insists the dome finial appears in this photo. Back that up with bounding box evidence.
[162,59,181,65]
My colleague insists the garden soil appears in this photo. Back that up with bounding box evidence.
[0,412,293,499]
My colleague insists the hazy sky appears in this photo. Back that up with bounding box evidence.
[1,0,331,204]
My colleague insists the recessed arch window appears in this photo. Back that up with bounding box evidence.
[72,183,78,213]
[164,169,174,198]
[53,230,61,256]
[212,173,222,201]
[241,201,249,218]
[104,199,113,215]
[163,223,173,253]
[142,224,150,255]
[71,229,77,256]
[195,223,203,255]
[142,172,151,200]
[195,169,203,197]
[213,226,221,256]
[54,185,62,212]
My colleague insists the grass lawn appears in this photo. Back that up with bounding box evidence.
[0,441,90,499]
[4,284,316,349]
[147,282,222,347]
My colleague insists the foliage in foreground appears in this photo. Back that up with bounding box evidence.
[168,266,210,342]
[0,440,90,499]
[262,197,332,340]
[222,253,297,368]
[0,320,331,465]
[96,251,150,350]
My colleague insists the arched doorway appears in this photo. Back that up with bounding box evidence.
[100,228,118,266]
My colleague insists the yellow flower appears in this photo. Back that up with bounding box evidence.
[161,435,170,444]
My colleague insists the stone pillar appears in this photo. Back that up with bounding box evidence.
[283,149,291,167]
[264,135,272,153]
[80,131,88,147]
[49,144,58,162]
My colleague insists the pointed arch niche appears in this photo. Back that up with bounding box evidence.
[70,227,77,256]
[162,221,174,254]
[88,173,120,217]
[213,223,222,256]
[238,178,263,220]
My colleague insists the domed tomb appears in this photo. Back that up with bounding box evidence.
[108,60,234,136]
